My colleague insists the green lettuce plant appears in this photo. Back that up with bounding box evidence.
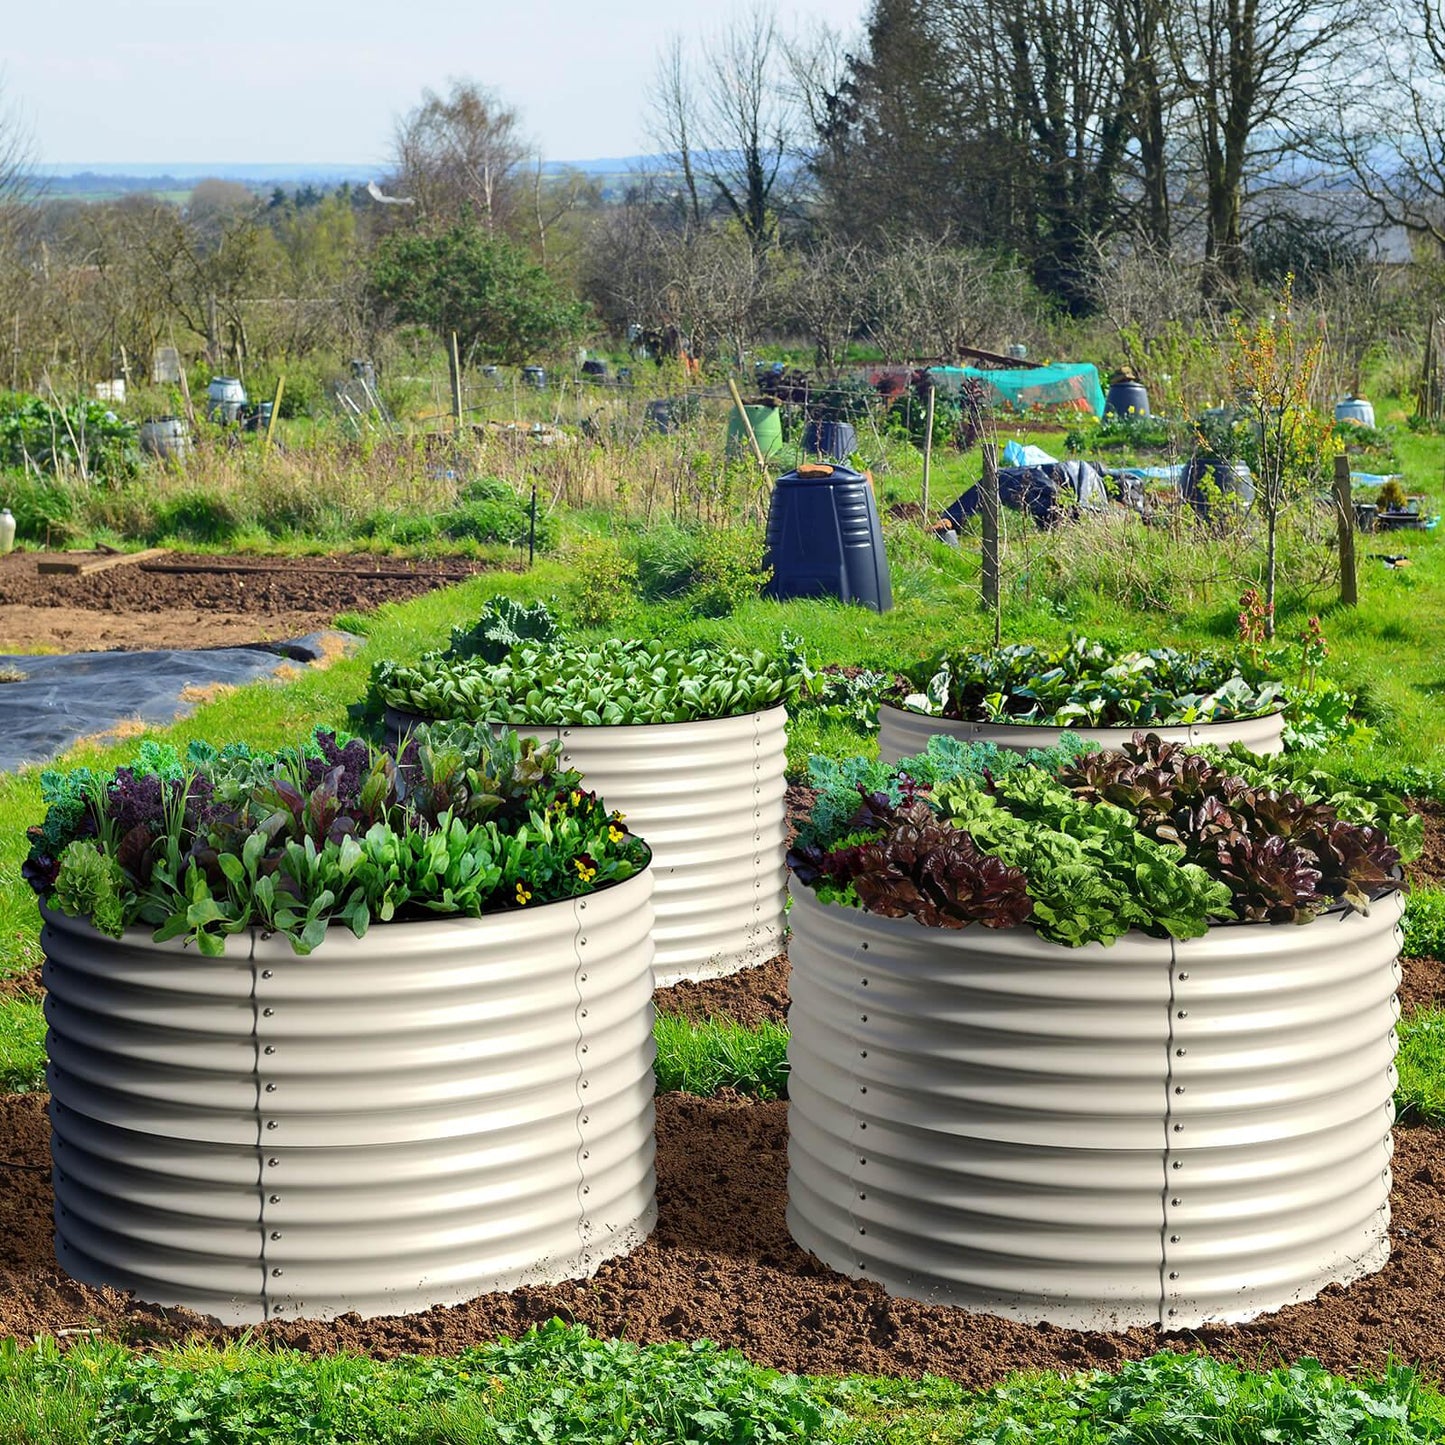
[371,638,799,727]
[26,724,648,956]
[896,637,1283,727]
[790,733,1404,945]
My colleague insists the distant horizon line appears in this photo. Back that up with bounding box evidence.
[37,156,653,176]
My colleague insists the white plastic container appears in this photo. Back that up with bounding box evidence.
[1335,397,1376,428]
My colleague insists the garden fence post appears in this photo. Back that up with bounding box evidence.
[1334,453,1357,607]
[981,438,1001,634]
[921,381,936,520]
[449,332,464,433]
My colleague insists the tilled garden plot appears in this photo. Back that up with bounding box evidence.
[0,552,507,653]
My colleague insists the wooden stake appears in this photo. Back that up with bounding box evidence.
[263,376,285,454]
[1334,452,1357,607]
[449,332,464,432]
[921,382,936,519]
[726,376,768,474]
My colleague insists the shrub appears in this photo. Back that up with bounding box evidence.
[691,526,771,618]
[566,534,638,627]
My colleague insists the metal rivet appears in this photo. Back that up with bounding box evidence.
[1176,1048,1186,1056]
[861,942,869,951]
[580,1009,588,1017]
[1170,1234,1180,1243]
[1171,1197,1182,1206]
[272,1268,283,1277]
[582,1150,590,1159]
[859,1121,867,1129]
[270,1231,282,1240]
[582,1115,590,1124]
[860,1050,868,1058]
[579,937,587,945]
[861,979,869,986]
[269,1195,281,1204]
[582,1185,590,1194]
[860,1015,868,1022]
[1167,1308,1177,1316]
[1173,1123,1183,1132]
[580,973,588,982]
[859,1086,867,1094]
[581,1045,588,1053]
[859,1158,867,1165]
[264,1046,275,1055]
[263,1007,274,1017]
[267,1121,278,1130]
[581,1081,589,1089]
[1175,1086,1185,1094]
[1177,972,1189,981]
[261,970,273,979]
[1169,1271,1179,1279]
[267,1158,279,1167]
[1172,1160,1183,1169]
[579,901,586,910]
[1177,1010,1188,1018]
[265,1083,277,1092]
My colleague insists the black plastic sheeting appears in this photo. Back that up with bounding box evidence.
[0,632,352,775]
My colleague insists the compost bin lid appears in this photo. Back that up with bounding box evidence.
[779,463,869,483]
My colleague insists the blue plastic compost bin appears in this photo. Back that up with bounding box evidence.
[763,463,892,611]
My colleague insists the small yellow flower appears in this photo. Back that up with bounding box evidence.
[574,858,597,883]
[608,824,624,844]
[570,790,582,807]
[515,881,532,905]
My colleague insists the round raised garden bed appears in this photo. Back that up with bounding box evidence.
[785,883,1402,1331]
[387,706,788,987]
[876,702,1286,763]
[42,868,658,1325]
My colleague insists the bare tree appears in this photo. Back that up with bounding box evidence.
[390,80,529,232]
[1333,0,1445,250]
[646,38,704,227]
[648,7,801,246]
[1166,0,1364,295]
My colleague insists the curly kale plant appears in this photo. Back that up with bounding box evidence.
[372,638,799,727]
[444,595,565,664]
[26,725,647,956]
[896,637,1283,727]
[790,732,1404,944]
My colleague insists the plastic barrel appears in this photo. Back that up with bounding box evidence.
[802,420,857,462]
[139,417,190,461]
[206,377,247,424]
[726,404,783,459]
[1105,379,1150,418]
[1335,397,1376,428]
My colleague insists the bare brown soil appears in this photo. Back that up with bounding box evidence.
[1407,798,1445,892]
[3,1088,1445,1384]
[0,551,505,653]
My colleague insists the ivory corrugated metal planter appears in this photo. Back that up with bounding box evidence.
[785,883,1402,1331]
[386,706,789,986]
[876,702,1286,763]
[42,868,658,1325]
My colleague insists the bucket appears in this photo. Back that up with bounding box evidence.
[206,376,247,424]
[139,417,190,461]
[521,366,546,389]
[726,403,783,460]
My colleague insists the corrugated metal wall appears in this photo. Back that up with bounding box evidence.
[44,869,658,1324]
[876,704,1285,762]
[389,708,789,985]
[786,884,1401,1329]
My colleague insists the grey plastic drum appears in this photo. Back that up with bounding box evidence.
[785,883,1402,1330]
[43,868,657,1324]
[876,703,1286,762]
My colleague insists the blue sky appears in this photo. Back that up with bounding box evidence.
[5,0,868,168]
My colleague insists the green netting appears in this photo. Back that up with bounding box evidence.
[927,363,1105,417]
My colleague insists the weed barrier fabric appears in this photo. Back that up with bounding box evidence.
[0,633,349,773]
